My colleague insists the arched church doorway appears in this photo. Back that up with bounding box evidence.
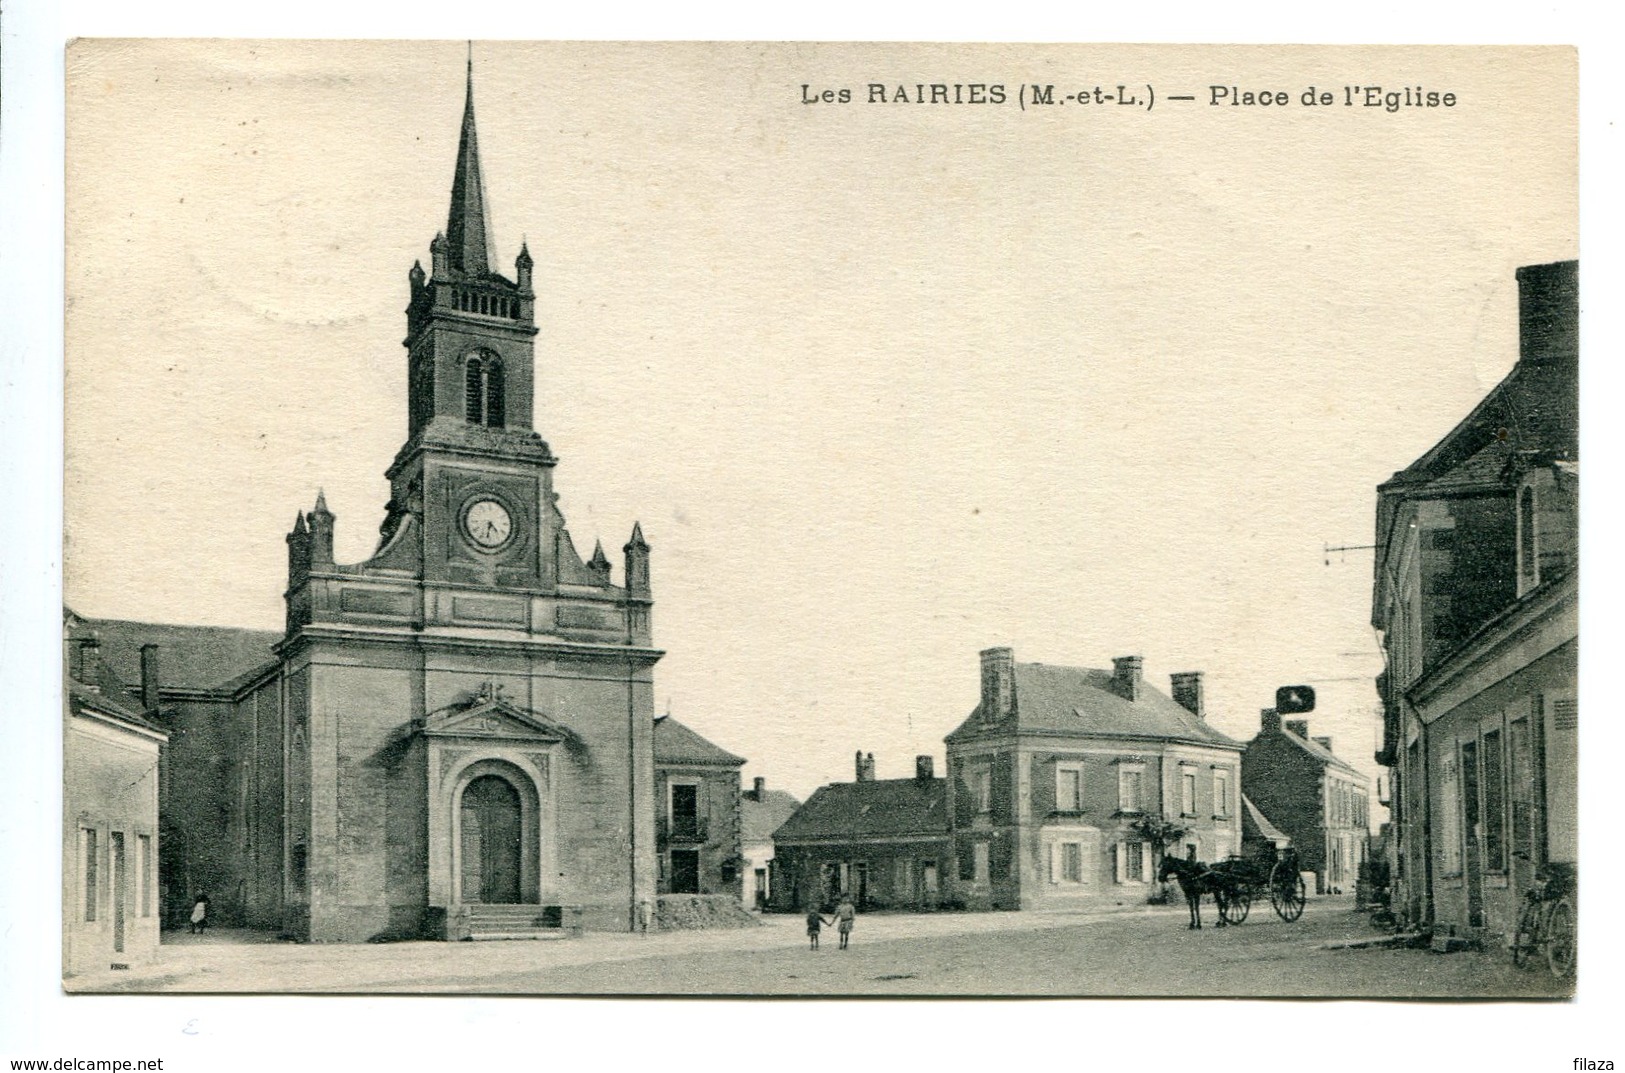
[460,774,523,904]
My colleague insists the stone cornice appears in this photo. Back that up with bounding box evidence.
[276,622,664,666]
[1406,571,1577,717]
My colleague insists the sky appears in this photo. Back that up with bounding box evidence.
[63,41,1577,807]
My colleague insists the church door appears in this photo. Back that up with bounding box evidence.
[460,775,523,904]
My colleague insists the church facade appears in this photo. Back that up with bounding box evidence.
[66,69,742,941]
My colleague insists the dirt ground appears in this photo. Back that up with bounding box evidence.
[68,895,1573,998]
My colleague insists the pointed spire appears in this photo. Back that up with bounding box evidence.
[313,489,330,516]
[624,522,650,597]
[589,539,611,569]
[446,47,496,277]
[292,510,308,535]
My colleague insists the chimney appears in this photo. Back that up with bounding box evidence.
[1284,719,1310,739]
[140,644,162,711]
[1111,655,1144,702]
[855,751,875,782]
[916,755,935,782]
[1314,736,1334,754]
[1516,260,1578,369]
[1170,671,1205,719]
[753,776,766,801]
[979,647,1014,724]
[1260,708,1281,734]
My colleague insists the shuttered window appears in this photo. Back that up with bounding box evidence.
[83,827,99,922]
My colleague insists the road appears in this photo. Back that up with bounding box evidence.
[72,897,1572,998]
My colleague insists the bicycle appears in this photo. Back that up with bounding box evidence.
[1510,861,1576,979]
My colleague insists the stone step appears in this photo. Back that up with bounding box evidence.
[466,930,572,942]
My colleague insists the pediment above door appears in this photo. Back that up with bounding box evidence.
[417,686,577,744]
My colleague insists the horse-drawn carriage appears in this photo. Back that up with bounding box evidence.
[1207,846,1307,924]
[1158,845,1307,928]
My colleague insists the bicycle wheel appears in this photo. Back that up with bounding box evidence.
[1511,902,1542,968]
[1221,887,1251,924]
[1545,898,1576,978]
[1271,862,1306,922]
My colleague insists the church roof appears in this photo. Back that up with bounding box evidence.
[741,788,802,843]
[945,662,1242,749]
[65,611,281,698]
[446,56,497,277]
[773,777,948,844]
[653,715,745,766]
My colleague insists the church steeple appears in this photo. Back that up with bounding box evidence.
[402,50,540,443]
[446,50,496,277]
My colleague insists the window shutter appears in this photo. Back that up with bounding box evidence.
[1141,841,1153,880]
[992,754,1013,823]
[1114,842,1126,884]
[1034,756,1056,815]
[1048,843,1057,884]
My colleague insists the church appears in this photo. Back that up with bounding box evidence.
[65,66,746,942]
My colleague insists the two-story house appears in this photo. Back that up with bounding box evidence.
[653,715,745,899]
[944,649,1244,909]
[63,628,168,976]
[1371,259,1577,948]
[1241,712,1371,895]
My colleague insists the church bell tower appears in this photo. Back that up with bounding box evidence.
[271,55,660,943]
[404,56,538,442]
[285,56,653,638]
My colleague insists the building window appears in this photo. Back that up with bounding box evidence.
[464,353,506,428]
[82,827,99,922]
[137,834,152,917]
[668,780,703,840]
[1051,841,1085,884]
[893,858,913,897]
[1459,740,1481,879]
[1118,765,1144,813]
[973,842,990,884]
[1213,769,1231,818]
[1520,486,1537,582]
[1125,840,1145,881]
[1055,763,1083,812]
[971,766,992,813]
[1181,770,1198,817]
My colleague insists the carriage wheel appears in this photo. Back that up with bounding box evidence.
[1221,887,1251,924]
[1271,863,1306,922]
[1511,902,1542,969]
[1545,898,1576,979]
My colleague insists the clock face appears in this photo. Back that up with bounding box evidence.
[464,498,514,549]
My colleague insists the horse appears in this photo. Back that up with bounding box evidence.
[1157,855,1232,929]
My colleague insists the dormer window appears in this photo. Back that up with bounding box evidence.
[464,352,505,428]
